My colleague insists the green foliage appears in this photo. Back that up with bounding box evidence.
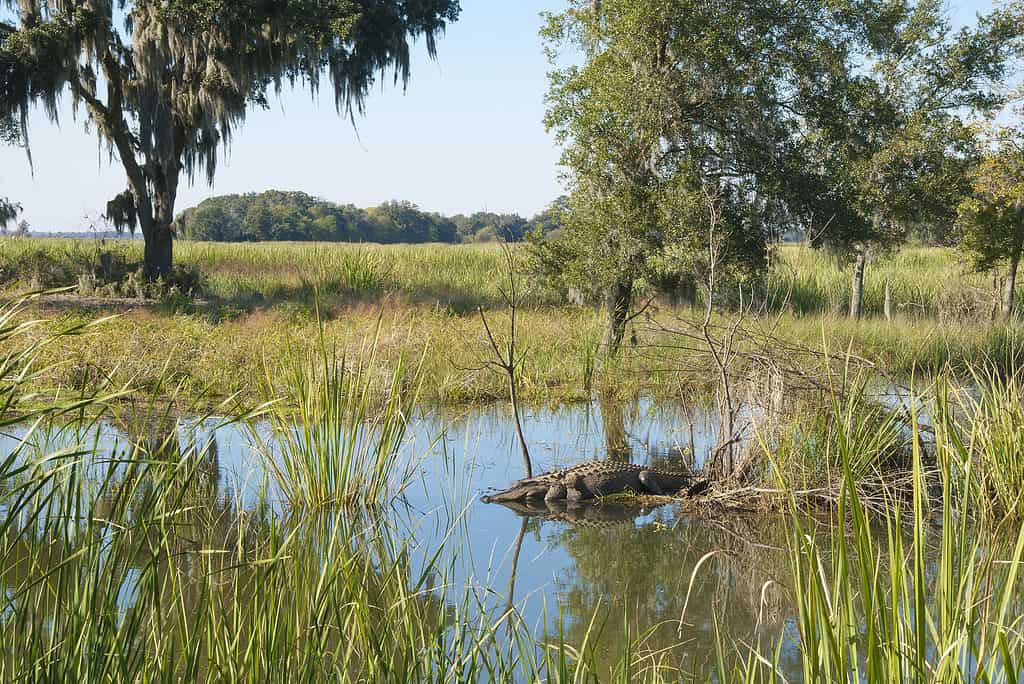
[176,191,558,244]
[794,1,1020,259]
[957,126,1024,272]
[536,0,877,342]
[8,293,1024,680]
[538,0,1023,332]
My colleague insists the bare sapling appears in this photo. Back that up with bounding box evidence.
[698,186,745,476]
[474,245,533,478]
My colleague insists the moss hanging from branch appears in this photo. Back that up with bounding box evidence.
[0,197,20,230]
[105,190,137,235]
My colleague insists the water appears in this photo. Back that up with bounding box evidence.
[0,399,820,678]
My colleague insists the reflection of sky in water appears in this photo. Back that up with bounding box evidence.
[116,568,142,625]
[1,587,12,625]
[0,400,799,677]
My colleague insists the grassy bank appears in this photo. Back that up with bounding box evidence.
[0,239,1019,405]
[20,303,1023,406]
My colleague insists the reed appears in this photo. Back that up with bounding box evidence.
[253,313,424,509]
[938,366,1024,521]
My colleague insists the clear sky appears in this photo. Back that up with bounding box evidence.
[0,0,1000,231]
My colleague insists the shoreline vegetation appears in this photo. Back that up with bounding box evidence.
[2,278,1024,680]
[0,239,1020,407]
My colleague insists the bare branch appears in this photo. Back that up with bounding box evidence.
[623,296,655,325]
[471,247,533,478]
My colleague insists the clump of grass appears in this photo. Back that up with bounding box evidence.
[254,314,424,508]
[725,376,1024,681]
[766,371,910,494]
[936,366,1024,521]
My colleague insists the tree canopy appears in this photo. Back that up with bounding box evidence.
[537,0,876,353]
[535,0,1024,349]
[176,191,558,244]
[788,0,1022,316]
[958,122,1024,317]
[0,0,460,274]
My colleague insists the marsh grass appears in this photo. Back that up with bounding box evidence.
[765,371,911,494]
[0,239,1002,317]
[937,367,1024,521]
[722,376,1024,682]
[254,311,425,509]
[2,239,1023,405]
[767,245,999,318]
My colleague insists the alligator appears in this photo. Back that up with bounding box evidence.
[489,496,665,527]
[480,460,709,504]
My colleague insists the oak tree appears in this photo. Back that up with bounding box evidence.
[958,123,1024,319]
[538,0,871,355]
[1,0,459,275]
[794,1,1021,318]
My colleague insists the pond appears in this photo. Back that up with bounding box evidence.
[0,394,993,680]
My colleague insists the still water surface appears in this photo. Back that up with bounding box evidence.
[2,400,812,678]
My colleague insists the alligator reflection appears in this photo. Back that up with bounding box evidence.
[489,497,666,527]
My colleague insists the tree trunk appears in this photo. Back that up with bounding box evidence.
[883,279,892,321]
[144,223,174,279]
[1003,250,1020,321]
[508,371,532,479]
[601,279,633,359]
[850,249,866,319]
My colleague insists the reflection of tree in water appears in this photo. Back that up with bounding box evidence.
[598,393,632,461]
[596,397,706,471]
[550,513,793,679]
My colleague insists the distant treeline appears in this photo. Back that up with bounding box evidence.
[175,191,562,244]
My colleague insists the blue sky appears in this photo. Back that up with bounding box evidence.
[0,0,1000,231]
